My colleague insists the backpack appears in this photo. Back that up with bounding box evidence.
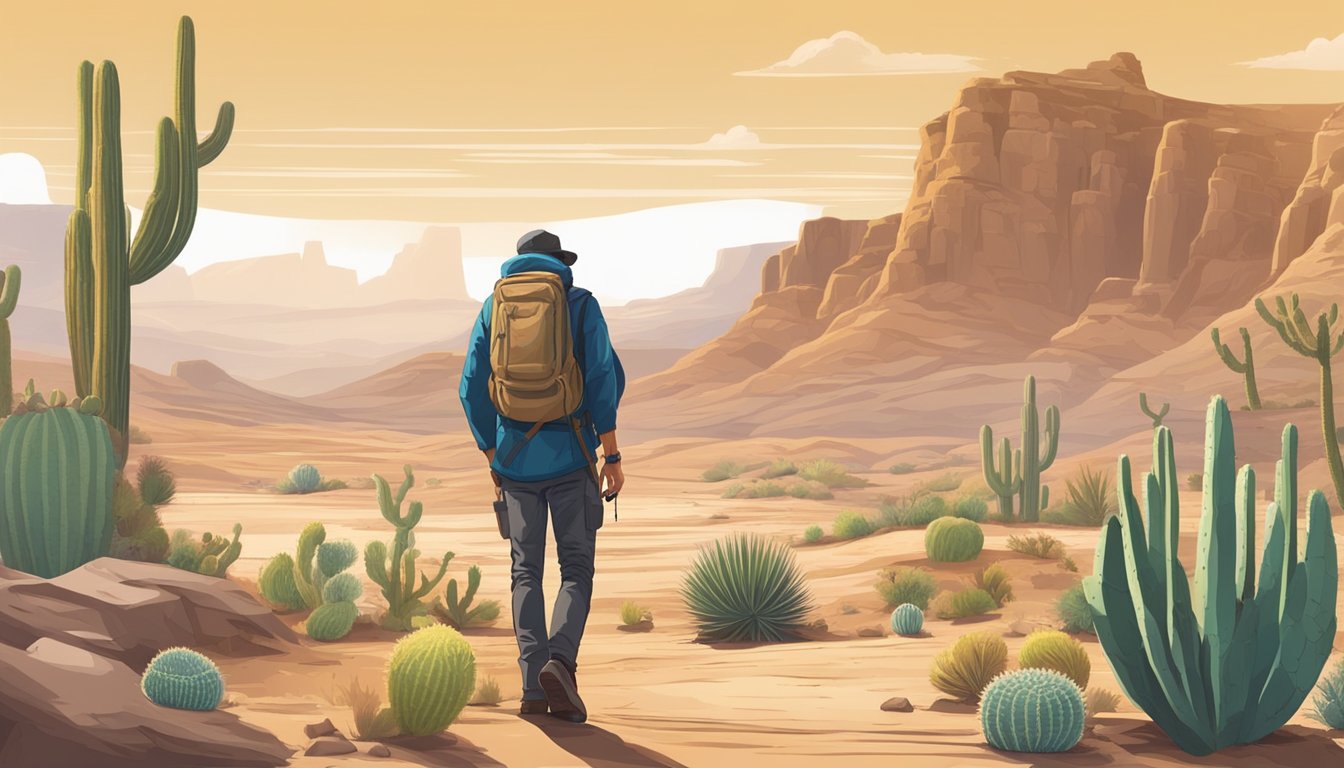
[487,271,585,427]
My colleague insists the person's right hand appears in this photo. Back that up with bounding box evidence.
[601,460,625,499]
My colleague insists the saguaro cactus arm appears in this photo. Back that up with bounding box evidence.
[1139,392,1170,427]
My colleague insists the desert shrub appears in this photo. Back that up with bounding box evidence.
[878,494,951,528]
[336,677,400,740]
[1186,473,1202,491]
[920,473,963,494]
[470,675,502,706]
[681,533,813,642]
[980,669,1085,753]
[932,587,998,620]
[1060,555,1078,573]
[619,601,650,627]
[762,459,798,479]
[973,563,1014,607]
[128,424,153,444]
[952,495,989,522]
[787,482,833,500]
[739,481,787,499]
[1052,464,1115,526]
[1019,629,1091,688]
[1056,583,1095,634]
[802,525,823,544]
[832,510,875,540]
[1007,532,1065,560]
[110,474,169,564]
[702,460,747,482]
[888,462,918,475]
[924,518,984,562]
[1309,659,1344,730]
[425,477,443,487]
[929,631,1007,703]
[721,482,744,499]
[276,463,345,494]
[799,459,867,489]
[137,456,177,506]
[1085,687,1123,718]
[875,566,938,609]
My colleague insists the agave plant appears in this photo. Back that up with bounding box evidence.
[680,533,813,642]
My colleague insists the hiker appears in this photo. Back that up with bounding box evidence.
[459,229,625,723]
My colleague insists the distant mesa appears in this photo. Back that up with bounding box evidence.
[170,359,237,390]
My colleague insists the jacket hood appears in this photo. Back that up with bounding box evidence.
[502,253,573,287]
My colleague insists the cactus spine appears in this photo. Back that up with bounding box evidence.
[980,375,1058,521]
[1256,293,1344,510]
[0,265,20,415]
[1139,392,1169,427]
[366,466,452,631]
[141,647,224,711]
[64,16,234,461]
[1211,326,1262,410]
[979,669,1085,753]
[387,625,475,736]
[0,406,116,577]
[1083,396,1337,755]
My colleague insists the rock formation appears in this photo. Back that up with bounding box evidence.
[192,240,360,308]
[358,225,471,305]
[1270,105,1344,277]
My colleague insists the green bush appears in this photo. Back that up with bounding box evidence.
[973,563,1014,607]
[875,567,938,609]
[787,482,833,500]
[1186,472,1202,491]
[920,473,963,494]
[952,495,989,522]
[762,459,798,479]
[832,510,875,540]
[888,462,918,475]
[802,525,823,544]
[878,495,951,528]
[702,460,747,482]
[1056,583,1094,634]
[1051,464,1115,526]
[932,587,998,619]
[681,533,813,642]
[1007,532,1065,559]
[740,481,786,499]
[1309,659,1344,730]
[924,518,984,562]
[1019,629,1091,688]
[136,456,177,506]
[799,459,867,489]
[929,631,1007,703]
[1086,687,1123,718]
[619,600,650,627]
[721,482,744,499]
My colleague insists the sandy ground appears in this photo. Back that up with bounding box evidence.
[137,424,1344,767]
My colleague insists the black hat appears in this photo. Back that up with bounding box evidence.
[516,229,577,266]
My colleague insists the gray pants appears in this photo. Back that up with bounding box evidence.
[500,467,603,701]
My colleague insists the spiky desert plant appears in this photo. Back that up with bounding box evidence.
[802,524,823,543]
[431,564,502,630]
[890,603,924,636]
[1086,687,1123,718]
[366,466,451,631]
[973,563,1014,607]
[980,669,1085,753]
[980,375,1059,521]
[1084,396,1338,755]
[1018,629,1090,688]
[306,600,360,642]
[471,675,503,706]
[1211,326,1262,411]
[875,566,938,609]
[337,676,400,740]
[109,473,169,563]
[799,459,867,489]
[141,647,224,711]
[680,533,813,643]
[1007,531,1065,559]
[924,517,984,562]
[762,459,798,479]
[932,587,998,620]
[136,456,176,506]
[0,404,116,577]
[930,631,1007,703]
[619,600,650,627]
[195,523,242,577]
[1308,659,1344,730]
[1256,293,1344,508]
[386,625,476,736]
[832,510,874,540]
[0,265,20,415]
[1061,464,1115,526]
[953,494,989,522]
[257,552,305,611]
[1139,392,1170,427]
[288,463,322,494]
[1056,583,1094,634]
[64,17,234,462]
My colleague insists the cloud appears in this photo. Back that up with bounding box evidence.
[737,31,980,77]
[703,125,763,148]
[1240,33,1344,70]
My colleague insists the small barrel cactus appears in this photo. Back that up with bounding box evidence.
[306,600,359,642]
[924,517,984,562]
[890,603,924,636]
[322,572,364,604]
[258,552,306,611]
[387,625,476,736]
[141,647,225,711]
[980,668,1085,753]
[1018,629,1091,689]
[289,463,322,494]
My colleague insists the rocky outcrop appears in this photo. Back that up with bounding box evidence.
[192,240,360,308]
[1271,105,1344,277]
[358,225,471,305]
[772,217,869,291]
[818,213,902,318]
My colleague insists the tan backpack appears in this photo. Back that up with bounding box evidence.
[487,271,585,430]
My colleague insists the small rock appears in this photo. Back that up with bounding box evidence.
[840,604,860,615]
[1007,620,1037,637]
[857,626,884,638]
[807,618,829,632]
[881,697,914,713]
[367,744,392,758]
[305,735,357,756]
[303,718,338,739]
[928,698,978,714]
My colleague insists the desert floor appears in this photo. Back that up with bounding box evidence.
[131,417,1344,768]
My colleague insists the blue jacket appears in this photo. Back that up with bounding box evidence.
[459,253,624,482]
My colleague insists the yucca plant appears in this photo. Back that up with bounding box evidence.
[681,533,813,643]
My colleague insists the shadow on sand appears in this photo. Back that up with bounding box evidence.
[381,732,508,768]
[524,716,690,768]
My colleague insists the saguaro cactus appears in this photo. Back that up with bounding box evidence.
[1084,396,1337,755]
[1139,392,1169,427]
[1211,327,1262,410]
[980,375,1058,521]
[365,465,452,631]
[64,16,234,459]
[1255,293,1344,510]
[0,265,19,415]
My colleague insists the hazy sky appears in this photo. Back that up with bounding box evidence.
[1,0,1340,223]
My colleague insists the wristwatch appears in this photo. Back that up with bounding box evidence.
[603,452,622,464]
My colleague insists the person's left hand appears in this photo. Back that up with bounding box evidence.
[601,460,625,499]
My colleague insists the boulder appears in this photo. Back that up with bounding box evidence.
[880,696,915,713]
[306,735,358,756]
[0,638,291,768]
[0,558,298,670]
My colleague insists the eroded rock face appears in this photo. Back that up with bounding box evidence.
[818,214,902,319]
[1272,105,1344,277]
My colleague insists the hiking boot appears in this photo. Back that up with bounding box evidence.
[519,699,549,716]
[538,658,586,723]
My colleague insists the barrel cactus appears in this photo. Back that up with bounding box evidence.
[288,463,322,493]
[0,406,117,577]
[890,603,924,636]
[141,647,225,711]
[306,600,360,642]
[924,517,984,563]
[257,552,306,611]
[387,625,476,736]
[1018,629,1090,688]
[980,668,1085,752]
